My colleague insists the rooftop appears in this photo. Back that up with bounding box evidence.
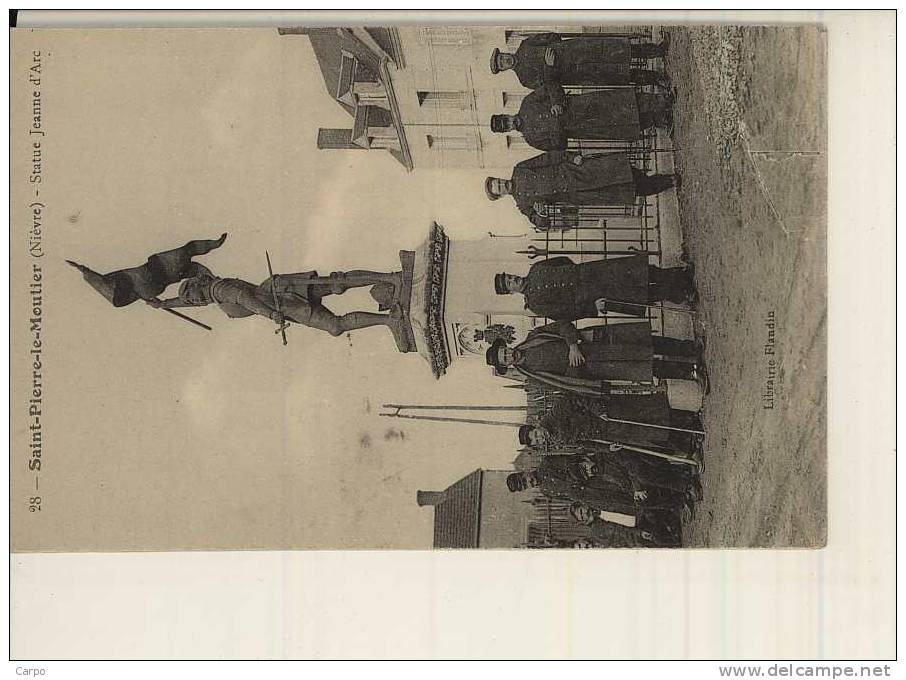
[419,469,483,549]
[281,26,412,170]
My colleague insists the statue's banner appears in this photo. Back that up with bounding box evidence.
[67,234,227,307]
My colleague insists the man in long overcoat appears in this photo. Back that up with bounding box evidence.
[148,267,407,341]
[490,86,673,150]
[486,321,700,386]
[505,453,688,514]
[487,320,653,381]
[490,32,670,89]
[581,445,699,499]
[494,254,696,318]
[484,151,678,230]
[519,391,703,456]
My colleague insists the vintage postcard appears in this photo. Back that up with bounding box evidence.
[10,21,826,551]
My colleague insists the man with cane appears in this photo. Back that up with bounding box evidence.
[505,451,695,517]
[518,391,703,459]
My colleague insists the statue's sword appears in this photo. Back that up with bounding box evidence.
[266,250,289,346]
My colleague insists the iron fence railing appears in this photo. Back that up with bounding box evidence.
[523,96,669,337]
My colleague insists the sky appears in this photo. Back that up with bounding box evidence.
[11,28,543,550]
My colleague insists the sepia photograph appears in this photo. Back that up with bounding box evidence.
[10,21,827,552]
[9,7,899,665]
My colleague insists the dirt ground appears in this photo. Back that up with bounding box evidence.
[667,26,827,547]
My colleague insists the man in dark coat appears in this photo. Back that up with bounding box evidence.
[520,391,703,456]
[490,87,673,150]
[490,32,670,89]
[494,255,695,319]
[506,452,689,514]
[148,267,407,341]
[484,151,678,230]
[580,445,700,499]
[486,321,701,387]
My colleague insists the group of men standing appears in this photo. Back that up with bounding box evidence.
[484,32,678,231]
[488,253,706,548]
[478,31,705,548]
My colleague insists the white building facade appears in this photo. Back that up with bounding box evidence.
[280,25,649,172]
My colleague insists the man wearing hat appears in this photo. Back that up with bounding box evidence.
[518,390,704,457]
[486,317,704,409]
[505,453,690,515]
[148,266,408,340]
[516,398,706,503]
[493,254,695,323]
[484,150,679,230]
[489,86,673,151]
[486,319,701,386]
[490,33,671,90]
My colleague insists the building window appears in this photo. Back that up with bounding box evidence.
[505,29,552,49]
[505,135,530,149]
[502,92,526,109]
[426,134,476,151]
[417,90,469,108]
[424,27,472,46]
[352,80,387,106]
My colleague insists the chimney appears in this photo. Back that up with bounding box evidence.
[317,128,364,150]
[416,491,445,507]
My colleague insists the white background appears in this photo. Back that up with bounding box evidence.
[5,8,899,667]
